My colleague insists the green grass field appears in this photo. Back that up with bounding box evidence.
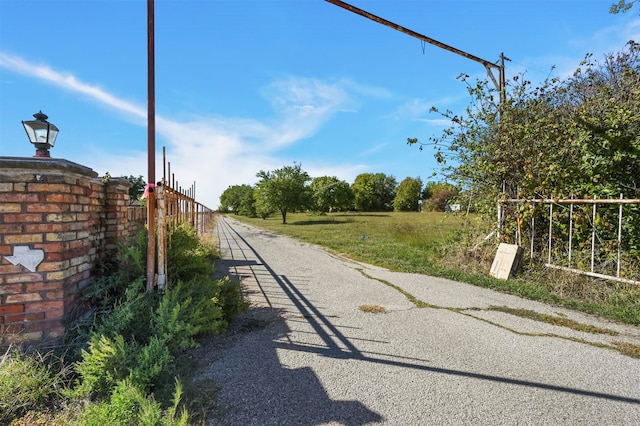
[228,211,640,326]
[233,211,477,275]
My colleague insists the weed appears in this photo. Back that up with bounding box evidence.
[359,304,386,313]
[357,268,435,309]
[612,341,640,358]
[167,223,217,282]
[486,306,619,335]
[0,347,70,423]
[77,378,189,426]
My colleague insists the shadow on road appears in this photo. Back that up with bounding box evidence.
[215,306,384,425]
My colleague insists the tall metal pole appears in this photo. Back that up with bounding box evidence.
[326,0,509,232]
[162,146,166,185]
[146,0,157,292]
[325,0,505,95]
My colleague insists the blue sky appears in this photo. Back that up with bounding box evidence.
[1,0,638,208]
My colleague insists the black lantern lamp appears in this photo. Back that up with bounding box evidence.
[22,111,59,158]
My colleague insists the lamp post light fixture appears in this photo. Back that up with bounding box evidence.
[22,111,59,158]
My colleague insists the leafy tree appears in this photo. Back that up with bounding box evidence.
[352,173,376,212]
[219,184,256,216]
[253,187,275,219]
[393,177,423,212]
[411,42,640,206]
[423,182,459,212]
[123,175,146,202]
[255,163,312,224]
[351,173,397,211]
[610,0,638,14]
[410,41,640,252]
[568,43,640,198]
[309,176,354,212]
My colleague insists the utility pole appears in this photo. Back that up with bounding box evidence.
[146,0,157,292]
[325,0,506,107]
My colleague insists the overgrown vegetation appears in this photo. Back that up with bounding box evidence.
[410,42,640,264]
[1,223,248,425]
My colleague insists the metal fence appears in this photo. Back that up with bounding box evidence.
[501,196,640,285]
[160,176,215,236]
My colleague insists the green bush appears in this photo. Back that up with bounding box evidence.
[75,334,130,399]
[90,280,157,344]
[217,276,250,322]
[78,378,188,426]
[128,336,173,393]
[84,229,148,308]
[167,223,217,282]
[154,279,226,353]
[75,333,174,400]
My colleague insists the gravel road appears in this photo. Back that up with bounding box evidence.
[199,215,640,425]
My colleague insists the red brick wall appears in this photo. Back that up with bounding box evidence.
[0,157,138,347]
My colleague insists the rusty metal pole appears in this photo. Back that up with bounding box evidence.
[326,0,509,234]
[325,0,504,92]
[162,146,167,185]
[146,0,157,292]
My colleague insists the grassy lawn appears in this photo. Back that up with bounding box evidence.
[234,211,473,274]
[229,211,640,326]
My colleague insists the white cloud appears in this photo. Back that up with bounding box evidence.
[387,97,463,123]
[260,76,355,148]
[417,118,451,126]
[0,52,146,122]
[511,17,640,82]
[0,52,361,207]
[358,143,388,157]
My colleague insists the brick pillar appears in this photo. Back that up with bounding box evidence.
[102,177,133,251]
[0,157,102,346]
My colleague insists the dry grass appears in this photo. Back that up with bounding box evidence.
[612,341,640,359]
[487,306,619,335]
[359,304,386,314]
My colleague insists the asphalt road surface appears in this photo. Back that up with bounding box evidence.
[203,215,640,425]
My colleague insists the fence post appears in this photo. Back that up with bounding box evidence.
[156,186,167,291]
[617,193,623,278]
[568,197,574,268]
[591,196,597,273]
[548,203,553,265]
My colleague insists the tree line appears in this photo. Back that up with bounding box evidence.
[219,164,459,224]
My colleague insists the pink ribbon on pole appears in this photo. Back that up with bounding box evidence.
[141,183,156,199]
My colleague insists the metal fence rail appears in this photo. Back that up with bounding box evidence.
[501,196,640,285]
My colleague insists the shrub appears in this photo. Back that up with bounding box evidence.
[128,336,173,393]
[85,229,148,307]
[154,278,226,353]
[217,276,250,322]
[0,347,68,423]
[74,334,130,399]
[167,223,217,282]
[78,378,189,426]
